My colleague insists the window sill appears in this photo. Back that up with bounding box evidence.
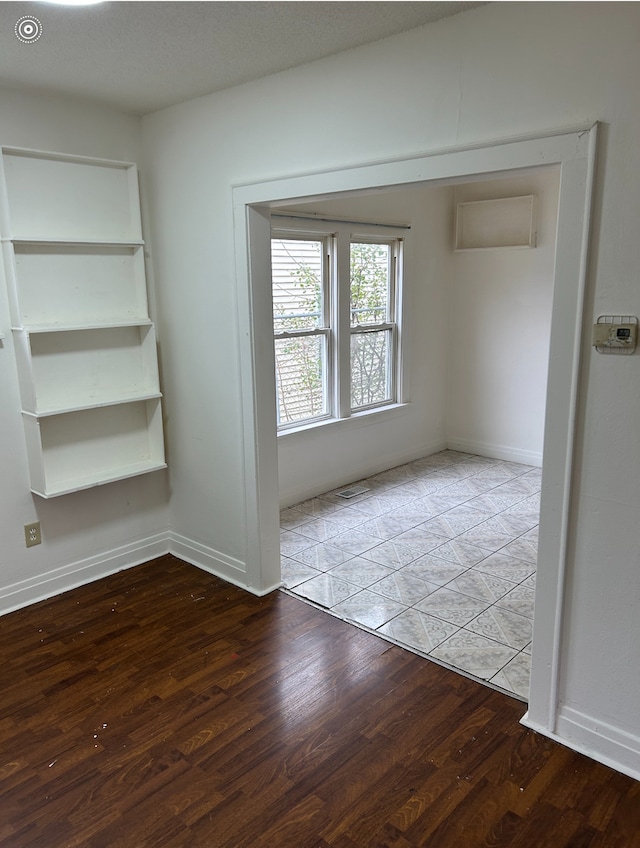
[277,403,410,439]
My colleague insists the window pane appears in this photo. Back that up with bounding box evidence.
[272,238,323,332]
[275,335,327,425]
[351,330,391,409]
[350,242,390,327]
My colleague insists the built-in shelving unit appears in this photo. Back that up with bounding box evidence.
[0,146,166,497]
[454,195,537,251]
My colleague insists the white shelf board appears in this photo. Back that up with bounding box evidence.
[13,320,153,333]
[32,459,167,498]
[0,145,136,168]
[5,237,144,246]
[23,391,163,418]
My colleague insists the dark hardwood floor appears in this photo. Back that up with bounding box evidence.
[0,555,637,847]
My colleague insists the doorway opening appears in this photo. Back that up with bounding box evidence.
[274,168,559,700]
[232,126,597,738]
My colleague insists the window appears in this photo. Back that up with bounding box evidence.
[271,219,405,430]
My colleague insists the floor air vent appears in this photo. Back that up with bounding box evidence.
[335,485,370,499]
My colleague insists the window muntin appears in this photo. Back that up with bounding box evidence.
[271,224,403,431]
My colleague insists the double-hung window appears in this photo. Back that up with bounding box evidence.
[272,219,405,431]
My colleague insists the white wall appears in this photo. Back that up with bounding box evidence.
[0,88,169,614]
[447,168,560,464]
[275,186,452,506]
[142,2,640,777]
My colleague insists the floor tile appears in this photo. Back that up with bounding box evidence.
[369,571,439,605]
[281,558,321,588]
[363,540,423,568]
[494,583,535,618]
[472,552,535,583]
[463,494,505,516]
[292,542,353,571]
[465,605,533,650]
[476,489,528,511]
[280,507,312,530]
[368,465,417,486]
[378,609,458,653]
[328,557,395,588]
[295,497,341,518]
[501,461,535,476]
[345,497,392,519]
[375,489,419,509]
[437,479,487,498]
[491,651,531,699]
[392,527,449,553]
[387,500,440,525]
[423,491,473,513]
[414,587,488,626]
[357,515,416,539]
[482,511,539,536]
[330,529,382,556]
[429,538,492,568]
[401,556,468,586]
[501,537,538,564]
[425,504,492,535]
[294,517,347,542]
[456,521,517,552]
[293,573,359,608]
[332,590,407,629]
[445,571,515,604]
[432,462,477,480]
[472,465,520,485]
[403,476,450,495]
[430,631,518,680]
[326,506,371,530]
[280,529,317,557]
[494,477,540,498]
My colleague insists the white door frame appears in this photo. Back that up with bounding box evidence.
[232,124,598,738]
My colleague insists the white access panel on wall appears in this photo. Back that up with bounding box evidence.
[455,195,537,251]
[0,146,166,497]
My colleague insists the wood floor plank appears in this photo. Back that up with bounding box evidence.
[0,554,637,848]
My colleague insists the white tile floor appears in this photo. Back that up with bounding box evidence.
[280,450,539,701]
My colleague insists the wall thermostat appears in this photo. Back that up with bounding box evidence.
[592,316,638,354]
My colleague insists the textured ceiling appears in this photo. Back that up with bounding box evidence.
[0,1,485,115]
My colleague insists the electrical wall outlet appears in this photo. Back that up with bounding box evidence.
[24,521,41,548]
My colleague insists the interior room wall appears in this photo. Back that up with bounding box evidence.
[274,186,453,507]
[0,87,169,614]
[447,167,560,464]
[142,2,640,776]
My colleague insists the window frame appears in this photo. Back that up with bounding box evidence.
[348,236,402,414]
[271,217,407,433]
[271,229,333,430]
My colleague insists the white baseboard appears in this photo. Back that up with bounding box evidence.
[446,437,543,467]
[0,533,170,617]
[167,531,278,597]
[0,529,281,619]
[521,707,640,782]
